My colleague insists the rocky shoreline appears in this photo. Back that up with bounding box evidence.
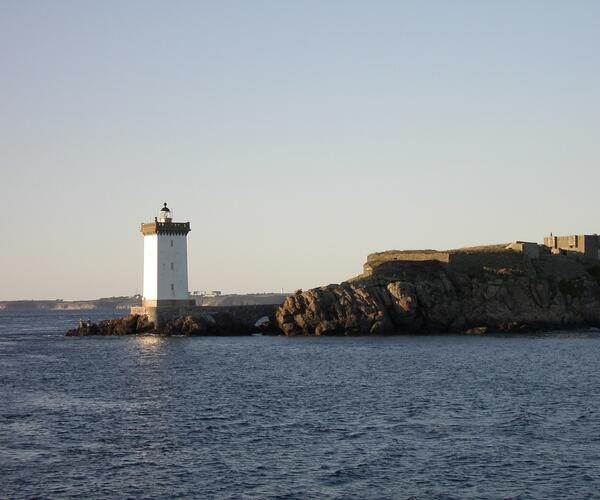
[66,246,600,337]
[66,309,277,337]
[276,250,600,336]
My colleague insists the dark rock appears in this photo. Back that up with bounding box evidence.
[66,309,277,337]
[157,314,216,336]
[66,314,154,336]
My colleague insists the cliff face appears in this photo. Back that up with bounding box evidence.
[276,253,600,335]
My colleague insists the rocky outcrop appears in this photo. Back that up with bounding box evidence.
[66,309,277,337]
[66,314,154,336]
[276,255,600,335]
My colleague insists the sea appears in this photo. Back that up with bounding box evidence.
[1,310,600,499]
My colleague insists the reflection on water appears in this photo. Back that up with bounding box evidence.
[136,335,165,349]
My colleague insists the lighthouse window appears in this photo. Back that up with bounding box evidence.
[170,240,174,247]
[170,262,174,270]
[171,283,175,292]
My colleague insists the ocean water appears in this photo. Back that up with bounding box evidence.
[1,311,600,499]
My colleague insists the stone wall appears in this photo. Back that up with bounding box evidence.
[365,247,531,277]
[506,241,541,259]
[364,251,451,276]
[131,303,278,329]
[447,251,527,274]
[198,305,279,326]
[367,250,451,264]
[583,235,600,259]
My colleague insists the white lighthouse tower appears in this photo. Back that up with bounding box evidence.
[133,202,194,325]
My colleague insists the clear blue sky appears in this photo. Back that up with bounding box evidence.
[1,0,599,300]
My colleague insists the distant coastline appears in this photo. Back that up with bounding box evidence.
[1,293,289,311]
[0,297,140,311]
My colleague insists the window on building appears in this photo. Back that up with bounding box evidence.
[170,262,174,271]
[171,283,175,293]
[569,235,578,248]
[170,240,174,247]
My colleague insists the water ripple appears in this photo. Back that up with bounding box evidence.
[2,311,600,498]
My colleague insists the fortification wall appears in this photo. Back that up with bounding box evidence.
[198,305,278,324]
[367,251,451,264]
[363,248,538,277]
[364,251,451,276]
[132,303,278,328]
[447,251,527,273]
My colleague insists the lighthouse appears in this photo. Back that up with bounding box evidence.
[133,203,194,325]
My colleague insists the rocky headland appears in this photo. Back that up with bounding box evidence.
[66,244,600,337]
[275,245,600,335]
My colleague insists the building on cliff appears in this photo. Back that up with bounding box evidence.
[544,234,600,260]
[505,241,541,259]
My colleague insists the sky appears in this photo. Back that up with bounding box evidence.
[1,0,599,300]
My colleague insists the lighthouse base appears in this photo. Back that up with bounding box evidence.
[131,299,197,327]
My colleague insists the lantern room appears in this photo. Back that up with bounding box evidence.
[158,202,172,223]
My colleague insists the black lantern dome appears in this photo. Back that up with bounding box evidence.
[159,202,172,222]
